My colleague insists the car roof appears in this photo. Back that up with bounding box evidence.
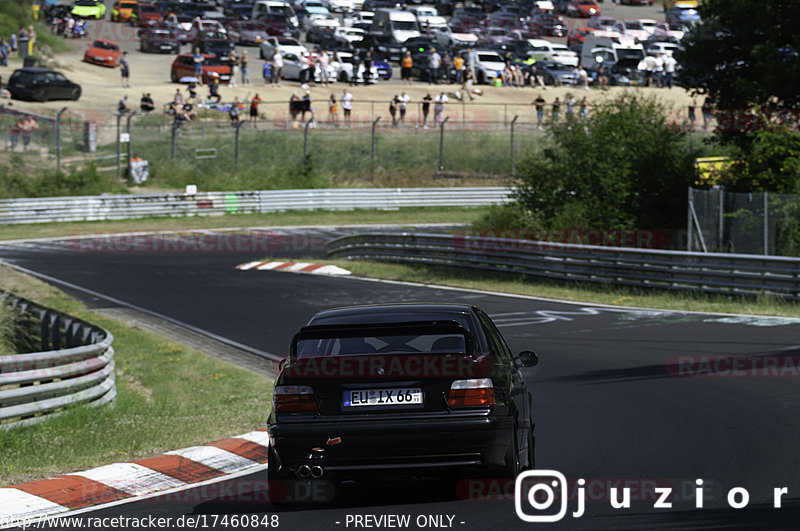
[13,67,58,73]
[309,303,477,325]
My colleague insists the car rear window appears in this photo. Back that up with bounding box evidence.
[296,333,468,358]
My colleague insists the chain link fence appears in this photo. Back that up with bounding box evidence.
[688,188,800,256]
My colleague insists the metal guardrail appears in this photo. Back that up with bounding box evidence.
[326,233,800,299]
[0,188,512,225]
[0,293,115,429]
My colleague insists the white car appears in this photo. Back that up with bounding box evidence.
[653,21,685,42]
[280,52,338,82]
[259,36,309,60]
[332,51,379,83]
[637,19,659,35]
[333,26,366,44]
[527,39,579,67]
[467,50,506,84]
[420,15,448,30]
[646,41,683,57]
[325,0,355,13]
[351,10,374,25]
[613,20,650,42]
[431,25,478,48]
[410,6,438,27]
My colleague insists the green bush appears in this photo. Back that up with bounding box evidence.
[0,160,128,198]
[503,93,697,231]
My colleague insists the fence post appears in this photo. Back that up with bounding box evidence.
[438,116,449,172]
[687,187,693,252]
[303,116,313,165]
[510,115,519,176]
[115,113,122,180]
[55,107,68,172]
[371,116,381,175]
[718,187,724,252]
[125,111,138,179]
[171,121,178,161]
[764,191,769,255]
[234,120,244,171]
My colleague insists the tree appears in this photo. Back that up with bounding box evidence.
[511,93,696,231]
[678,0,800,113]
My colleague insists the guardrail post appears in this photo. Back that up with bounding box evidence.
[371,116,381,175]
[55,107,67,172]
[303,117,313,165]
[125,111,138,179]
[510,115,519,176]
[115,113,122,180]
[234,120,244,171]
[438,116,449,172]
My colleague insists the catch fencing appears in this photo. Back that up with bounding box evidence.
[0,187,513,224]
[0,292,115,429]
[326,232,800,299]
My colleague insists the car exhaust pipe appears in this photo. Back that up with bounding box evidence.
[296,465,311,479]
[310,465,324,479]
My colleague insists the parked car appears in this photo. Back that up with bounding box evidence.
[565,0,600,18]
[665,5,700,25]
[71,0,107,19]
[135,3,163,26]
[259,36,308,60]
[333,51,379,82]
[110,0,138,22]
[306,16,340,43]
[171,53,232,84]
[332,26,366,45]
[266,303,537,502]
[527,60,581,85]
[139,23,181,53]
[7,67,82,102]
[468,49,506,84]
[194,32,236,57]
[83,39,122,67]
[527,39,579,66]
[279,51,337,81]
[529,13,566,37]
[567,26,597,51]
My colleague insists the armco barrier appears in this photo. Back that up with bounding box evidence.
[0,188,513,225]
[0,293,115,429]
[326,233,800,299]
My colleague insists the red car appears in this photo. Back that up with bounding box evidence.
[566,0,601,17]
[135,3,164,26]
[171,53,232,84]
[567,26,598,49]
[83,39,122,67]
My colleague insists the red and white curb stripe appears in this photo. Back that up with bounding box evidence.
[236,261,351,276]
[0,430,269,526]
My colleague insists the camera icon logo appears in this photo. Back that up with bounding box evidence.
[515,470,569,523]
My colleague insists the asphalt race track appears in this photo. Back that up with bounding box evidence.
[2,228,800,530]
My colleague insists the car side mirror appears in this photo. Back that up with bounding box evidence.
[518,350,539,367]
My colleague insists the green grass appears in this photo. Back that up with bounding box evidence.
[0,298,16,356]
[323,259,800,318]
[0,267,273,486]
[0,206,494,242]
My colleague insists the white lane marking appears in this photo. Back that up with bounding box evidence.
[491,307,668,327]
[166,446,258,474]
[0,488,69,521]
[67,463,185,496]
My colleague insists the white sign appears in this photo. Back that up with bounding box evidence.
[119,133,130,142]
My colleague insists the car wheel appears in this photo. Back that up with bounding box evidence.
[71,87,81,101]
[338,71,348,82]
[266,446,290,506]
[171,70,178,83]
[36,89,48,103]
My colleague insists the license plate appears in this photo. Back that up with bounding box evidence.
[220,75,230,80]
[343,388,422,407]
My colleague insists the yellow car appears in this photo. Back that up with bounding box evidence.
[111,0,139,22]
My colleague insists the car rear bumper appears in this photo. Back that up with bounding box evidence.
[269,413,513,479]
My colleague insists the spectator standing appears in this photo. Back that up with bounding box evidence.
[241,50,250,86]
[421,93,432,128]
[552,97,560,123]
[533,93,545,129]
[440,51,451,84]
[10,33,16,54]
[250,93,261,124]
[229,51,239,88]
[662,53,676,89]
[653,53,664,88]
[389,95,398,127]
[21,115,38,150]
[9,117,22,149]
[272,50,283,86]
[453,53,464,84]
[318,49,330,87]
[398,91,410,126]
[701,98,713,130]
[579,96,588,122]
[401,51,413,86]
[120,51,130,88]
[433,91,447,126]
[263,60,272,86]
[341,88,353,124]
[688,98,697,130]
[565,94,575,121]
[289,91,300,125]
[328,94,339,126]
[0,39,8,67]
[193,47,204,84]
[428,48,441,85]
[349,50,360,86]
[362,50,373,84]
[301,90,313,122]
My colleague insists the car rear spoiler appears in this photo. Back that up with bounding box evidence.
[290,320,479,357]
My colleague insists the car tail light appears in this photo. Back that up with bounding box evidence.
[274,385,317,412]
[447,378,494,407]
